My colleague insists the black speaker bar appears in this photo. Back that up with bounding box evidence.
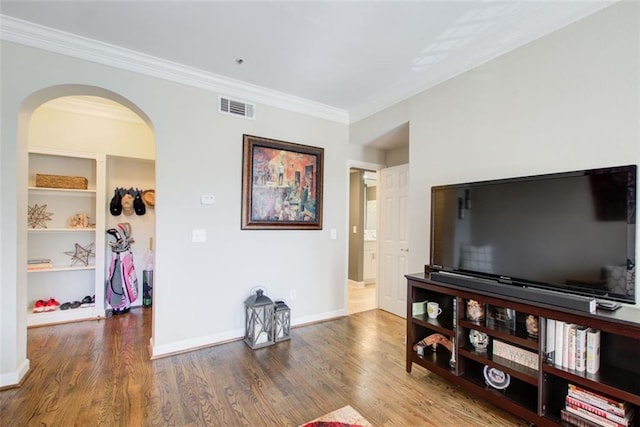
[430,272,597,314]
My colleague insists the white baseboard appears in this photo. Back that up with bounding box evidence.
[291,309,347,327]
[150,309,347,358]
[0,358,30,389]
[151,328,244,359]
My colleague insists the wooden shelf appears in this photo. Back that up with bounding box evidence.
[459,319,538,351]
[27,149,106,328]
[458,347,538,385]
[28,228,96,232]
[406,273,640,426]
[460,361,538,414]
[412,314,454,336]
[409,345,455,378]
[543,363,640,405]
[28,186,96,194]
[27,265,95,273]
[27,306,103,327]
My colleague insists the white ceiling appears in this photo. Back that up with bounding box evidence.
[1,1,616,148]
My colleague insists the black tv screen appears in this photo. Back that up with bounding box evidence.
[430,165,637,304]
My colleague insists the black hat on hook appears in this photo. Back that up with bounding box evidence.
[109,188,122,216]
[133,189,146,215]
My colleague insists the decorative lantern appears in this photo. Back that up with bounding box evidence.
[244,289,275,349]
[273,300,291,342]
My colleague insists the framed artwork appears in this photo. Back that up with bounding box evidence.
[241,134,324,230]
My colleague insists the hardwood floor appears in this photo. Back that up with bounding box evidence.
[348,283,377,314]
[2,308,529,426]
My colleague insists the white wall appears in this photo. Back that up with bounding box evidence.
[408,1,639,297]
[30,103,155,159]
[386,146,409,167]
[347,144,386,167]
[351,2,639,304]
[1,41,349,386]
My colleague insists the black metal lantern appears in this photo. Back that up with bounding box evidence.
[244,289,275,349]
[273,300,291,342]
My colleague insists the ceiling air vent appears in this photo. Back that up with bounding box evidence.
[219,96,255,119]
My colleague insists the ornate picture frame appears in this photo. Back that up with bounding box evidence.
[241,134,324,230]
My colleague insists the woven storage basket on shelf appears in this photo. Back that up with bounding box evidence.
[35,173,88,190]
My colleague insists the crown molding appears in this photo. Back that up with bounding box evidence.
[0,15,349,124]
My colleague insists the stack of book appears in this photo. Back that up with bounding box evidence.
[27,258,53,271]
[545,319,600,373]
[561,384,635,427]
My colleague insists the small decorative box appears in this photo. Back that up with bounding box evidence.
[492,339,539,370]
[412,300,428,316]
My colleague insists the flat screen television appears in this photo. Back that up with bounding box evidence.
[429,165,636,304]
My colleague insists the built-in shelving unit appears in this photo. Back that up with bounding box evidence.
[406,273,640,426]
[27,148,106,327]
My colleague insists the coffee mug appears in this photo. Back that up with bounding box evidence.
[427,302,442,319]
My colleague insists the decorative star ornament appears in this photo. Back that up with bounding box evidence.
[64,242,95,266]
[28,204,53,228]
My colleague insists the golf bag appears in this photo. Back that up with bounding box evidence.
[106,223,139,314]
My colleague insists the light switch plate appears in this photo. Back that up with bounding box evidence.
[201,195,216,205]
[192,229,206,242]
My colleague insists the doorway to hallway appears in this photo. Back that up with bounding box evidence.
[347,168,377,314]
[348,281,376,314]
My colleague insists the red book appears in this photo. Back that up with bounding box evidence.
[566,396,633,426]
[568,384,631,418]
[565,404,621,427]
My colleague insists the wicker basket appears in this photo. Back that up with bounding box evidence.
[35,173,88,190]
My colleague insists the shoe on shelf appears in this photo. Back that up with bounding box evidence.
[60,302,71,310]
[80,295,94,308]
[33,300,46,313]
[44,298,60,311]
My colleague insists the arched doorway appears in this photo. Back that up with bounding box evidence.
[14,84,156,384]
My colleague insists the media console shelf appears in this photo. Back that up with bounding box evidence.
[406,273,640,427]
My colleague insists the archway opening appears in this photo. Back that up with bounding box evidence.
[17,85,156,371]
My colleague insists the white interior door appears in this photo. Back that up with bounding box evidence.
[378,164,409,317]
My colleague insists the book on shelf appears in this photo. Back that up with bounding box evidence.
[566,396,634,426]
[563,322,575,368]
[586,329,601,374]
[568,323,577,370]
[548,320,601,375]
[562,408,607,427]
[28,258,51,264]
[568,384,633,419]
[555,320,565,366]
[545,318,556,363]
[27,262,53,270]
[565,403,633,427]
[575,326,588,372]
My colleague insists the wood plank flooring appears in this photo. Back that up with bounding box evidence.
[1,308,529,426]
[348,283,376,314]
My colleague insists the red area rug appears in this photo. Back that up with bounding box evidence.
[299,405,373,427]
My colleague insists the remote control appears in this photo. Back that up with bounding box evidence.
[596,301,621,311]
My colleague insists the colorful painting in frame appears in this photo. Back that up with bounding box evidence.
[241,134,324,230]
